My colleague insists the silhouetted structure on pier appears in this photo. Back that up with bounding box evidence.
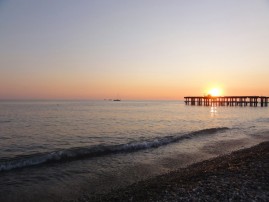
[184,96,269,107]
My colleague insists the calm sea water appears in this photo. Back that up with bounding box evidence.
[0,100,268,202]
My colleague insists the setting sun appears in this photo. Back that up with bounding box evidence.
[208,88,221,96]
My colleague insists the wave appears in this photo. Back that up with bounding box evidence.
[0,127,229,172]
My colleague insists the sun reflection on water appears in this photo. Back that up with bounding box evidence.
[210,105,217,116]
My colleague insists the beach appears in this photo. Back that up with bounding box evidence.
[0,101,268,202]
[82,141,269,202]
[1,1,269,201]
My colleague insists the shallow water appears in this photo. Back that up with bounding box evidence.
[0,100,268,201]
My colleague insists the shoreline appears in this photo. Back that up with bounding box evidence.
[78,141,269,202]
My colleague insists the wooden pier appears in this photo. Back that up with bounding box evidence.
[184,96,269,107]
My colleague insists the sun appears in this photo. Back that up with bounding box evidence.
[208,88,221,96]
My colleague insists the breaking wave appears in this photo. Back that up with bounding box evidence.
[0,127,229,172]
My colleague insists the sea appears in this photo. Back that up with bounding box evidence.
[0,100,268,202]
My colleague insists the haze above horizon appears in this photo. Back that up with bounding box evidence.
[1,0,269,100]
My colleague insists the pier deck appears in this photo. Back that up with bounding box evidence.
[184,96,269,107]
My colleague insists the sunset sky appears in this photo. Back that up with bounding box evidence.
[0,0,269,100]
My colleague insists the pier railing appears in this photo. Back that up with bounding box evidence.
[184,96,269,107]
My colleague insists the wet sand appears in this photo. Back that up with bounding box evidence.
[77,141,269,202]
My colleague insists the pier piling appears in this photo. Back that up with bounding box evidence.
[184,96,269,107]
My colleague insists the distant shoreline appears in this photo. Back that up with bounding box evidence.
[84,141,269,202]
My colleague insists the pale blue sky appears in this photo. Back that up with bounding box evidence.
[1,0,269,99]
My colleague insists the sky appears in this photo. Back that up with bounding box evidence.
[0,0,269,100]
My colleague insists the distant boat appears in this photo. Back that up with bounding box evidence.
[113,94,121,101]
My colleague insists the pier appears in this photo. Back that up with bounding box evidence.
[184,96,269,107]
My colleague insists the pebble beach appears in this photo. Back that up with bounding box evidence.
[79,141,269,202]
